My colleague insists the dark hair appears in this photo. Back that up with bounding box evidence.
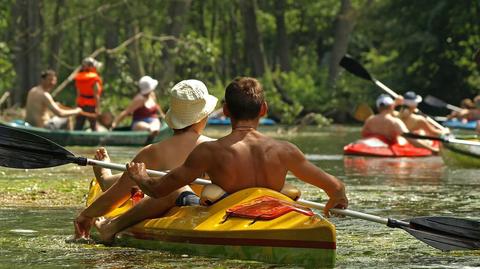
[40,69,56,79]
[460,98,475,109]
[225,77,265,120]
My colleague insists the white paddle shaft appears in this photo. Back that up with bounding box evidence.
[86,159,389,225]
[86,159,211,185]
[446,104,464,113]
[297,199,389,225]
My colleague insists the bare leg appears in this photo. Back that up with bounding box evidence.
[95,189,182,243]
[132,119,160,136]
[92,147,119,191]
[74,172,138,239]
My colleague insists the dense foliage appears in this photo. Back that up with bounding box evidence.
[1,0,479,123]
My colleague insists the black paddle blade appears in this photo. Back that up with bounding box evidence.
[402,226,480,251]
[339,55,373,81]
[402,132,444,142]
[409,216,480,241]
[424,95,447,108]
[0,124,76,169]
[404,217,480,251]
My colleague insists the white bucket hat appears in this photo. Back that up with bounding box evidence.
[138,76,158,95]
[376,94,394,108]
[165,79,218,129]
[403,91,423,107]
[82,57,102,69]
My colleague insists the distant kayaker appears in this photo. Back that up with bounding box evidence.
[25,70,90,130]
[110,76,165,135]
[398,91,449,138]
[74,57,103,131]
[449,95,480,123]
[447,98,475,122]
[362,94,438,152]
[73,79,218,241]
[92,77,349,243]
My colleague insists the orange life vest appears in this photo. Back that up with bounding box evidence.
[74,70,103,106]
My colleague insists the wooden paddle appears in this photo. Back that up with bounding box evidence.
[424,95,463,112]
[352,103,374,122]
[0,124,479,251]
[339,55,448,131]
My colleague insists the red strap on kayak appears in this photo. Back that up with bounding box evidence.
[225,196,313,222]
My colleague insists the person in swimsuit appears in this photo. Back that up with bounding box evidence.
[110,76,165,135]
[95,77,348,243]
[362,94,437,151]
[398,91,449,135]
[73,79,218,241]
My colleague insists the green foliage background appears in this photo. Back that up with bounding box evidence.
[1,0,479,123]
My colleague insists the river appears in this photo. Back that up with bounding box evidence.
[0,125,479,268]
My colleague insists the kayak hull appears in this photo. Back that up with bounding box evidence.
[440,138,480,167]
[2,121,172,146]
[344,136,435,157]
[87,180,336,267]
[442,120,477,130]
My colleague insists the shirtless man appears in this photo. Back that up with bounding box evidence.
[362,94,438,152]
[398,91,449,137]
[96,77,348,243]
[74,79,218,240]
[25,70,87,129]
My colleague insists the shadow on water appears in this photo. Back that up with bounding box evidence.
[0,125,479,268]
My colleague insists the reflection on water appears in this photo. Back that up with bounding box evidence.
[343,156,445,180]
[0,125,479,268]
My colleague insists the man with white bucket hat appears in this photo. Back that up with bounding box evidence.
[74,79,218,241]
[125,77,348,222]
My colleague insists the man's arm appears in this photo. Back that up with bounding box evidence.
[281,142,348,216]
[111,96,144,129]
[44,92,81,117]
[395,119,439,152]
[417,117,448,136]
[128,143,212,198]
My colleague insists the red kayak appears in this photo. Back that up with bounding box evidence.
[344,136,437,157]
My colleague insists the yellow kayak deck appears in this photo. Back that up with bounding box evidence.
[87,180,336,267]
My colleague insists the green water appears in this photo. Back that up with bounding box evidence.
[1,125,479,268]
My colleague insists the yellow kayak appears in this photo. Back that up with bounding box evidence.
[87,180,336,267]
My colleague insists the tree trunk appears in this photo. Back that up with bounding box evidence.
[210,1,217,42]
[104,18,119,79]
[328,0,356,88]
[239,0,267,77]
[127,23,145,78]
[48,0,65,71]
[158,0,192,91]
[12,0,43,106]
[273,0,290,72]
[228,3,240,77]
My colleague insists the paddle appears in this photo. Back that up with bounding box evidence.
[339,55,447,131]
[424,95,463,112]
[0,125,479,251]
[402,132,480,147]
